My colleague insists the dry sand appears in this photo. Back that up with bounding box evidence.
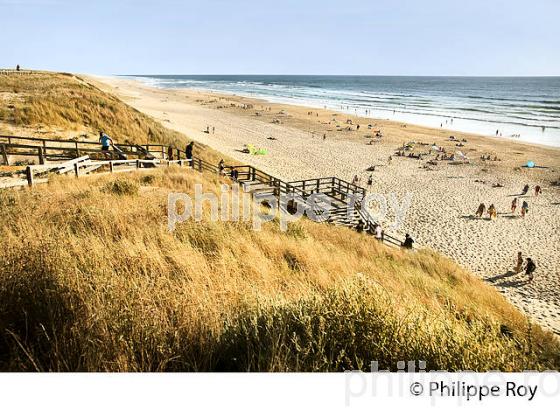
[92,76,560,335]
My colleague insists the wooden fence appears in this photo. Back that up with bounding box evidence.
[0,134,408,247]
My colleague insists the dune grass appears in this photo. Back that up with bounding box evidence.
[0,167,558,371]
[0,71,225,165]
[0,71,558,372]
[0,72,184,147]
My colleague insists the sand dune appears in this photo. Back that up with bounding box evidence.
[92,76,560,335]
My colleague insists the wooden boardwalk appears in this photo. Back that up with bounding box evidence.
[0,134,407,247]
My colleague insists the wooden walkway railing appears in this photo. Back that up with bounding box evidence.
[0,134,408,248]
[0,135,185,164]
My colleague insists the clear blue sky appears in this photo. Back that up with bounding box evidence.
[1,0,559,76]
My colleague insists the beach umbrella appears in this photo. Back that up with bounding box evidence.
[527,160,535,168]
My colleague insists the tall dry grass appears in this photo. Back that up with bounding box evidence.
[0,167,558,371]
[0,72,183,147]
[0,71,225,165]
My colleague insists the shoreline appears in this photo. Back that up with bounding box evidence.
[90,75,560,335]
[124,75,560,149]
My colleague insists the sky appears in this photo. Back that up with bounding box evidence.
[1,0,559,76]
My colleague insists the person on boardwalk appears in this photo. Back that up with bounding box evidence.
[525,258,536,282]
[476,203,486,218]
[185,141,194,161]
[356,220,364,233]
[401,233,414,249]
[488,204,497,220]
[352,174,359,185]
[521,184,529,196]
[99,131,113,158]
[375,224,384,241]
[515,251,523,273]
[535,185,541,197]
[511,198,518,214]
[521,201,529,217]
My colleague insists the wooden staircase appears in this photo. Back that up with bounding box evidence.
[0,134,409,248]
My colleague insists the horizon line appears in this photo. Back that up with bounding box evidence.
[119,73,560,78]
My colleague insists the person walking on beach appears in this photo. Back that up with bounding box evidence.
[521,184,529,196]
[401,234,414,249]
[525,258,536,282]
[521,201,529,218]
[488,204,497,220]
[535,185,541,197]
[367,174,373,189]
[511,198,518,214]
[352,175,359,185]
[515,251,523,274]
[212,126,215,134]
[476,203,486,218]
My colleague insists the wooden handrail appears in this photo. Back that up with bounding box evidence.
[1,134,408,247]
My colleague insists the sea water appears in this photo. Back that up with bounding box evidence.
[126,75,560,148]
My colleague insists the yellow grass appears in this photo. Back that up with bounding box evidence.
[0,168,558,371]
[0,71,558,372]
[0,72,180,146]
[0,71,225,165]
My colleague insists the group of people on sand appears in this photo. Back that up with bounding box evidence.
[514,251,537,282]
[475,184,541,220]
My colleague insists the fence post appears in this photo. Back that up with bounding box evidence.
[198,159,202,172]
[0,144,8,165]
[75,141,80,157]
[26,166,34,186]
[74,162,80,178]
[109,161,114,173]
[136,159,141,169]
[38,147,45,165]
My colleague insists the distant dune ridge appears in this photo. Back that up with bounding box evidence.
[0,71,559,371]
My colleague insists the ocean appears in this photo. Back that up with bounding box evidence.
[126,75,560,148]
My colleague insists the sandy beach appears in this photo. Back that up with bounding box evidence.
[91,75,560,335]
